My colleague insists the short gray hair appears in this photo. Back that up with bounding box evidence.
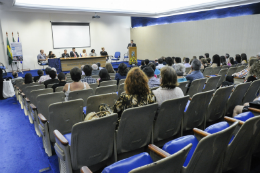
[191,59,201,71]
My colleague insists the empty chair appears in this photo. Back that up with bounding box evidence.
[226,67,237,76]
[153,96,189,146]
[216,69,228,88]
[118,83,125,97]
[203,76,221,92]
[116,103,158,161]
[89,83,98,93]
[100,80,117,87]
[67,89,94,106]
[54,114,118,173]
[55,86,64,92]
[186,78,206,98]
[242,79,260,104]
[101,144,192,173]
[95,85,117,95]
[211,66,221,75]
[203,67,212,77]
[111,52,121,62]
[178,81,189,95]
[86,93,118,114]
[183,90,214,133]
[185,67,191,75]
[225,83,251,116]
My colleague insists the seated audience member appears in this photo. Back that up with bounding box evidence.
[33,70,43,83]
[48,51,56,58]
[165,57,174,68]
[220,56,227,66]
[186,59,204,83]
[233,58,258,79]
[234,54,242,64]
[201,58,209,70]
[70,47,79,57]
[143,67,160,88]
[245,59,260,81]
[156,58,165,70]
[141,59,150,70]
[52,72,67,92]
[23,73,33,84]
[115,63,128,85]
[184,58,191,68]
[205,53,210,59]
[206,57,211,65]
[62,49,70,58]
[241,53,247,64]
[153,66,184,108]
[97,69,111,86]
[148,62,160,76]
[81,65,97,84]
[199,56,204,60]
[225,53,230,64]
[38,67,52,83]
[190,56,197,65]
[89,49,97,56]
[11,72,23,85]
[105,63,115,73]
[44,70,59,88]
[91,64,100,76]
[162,57,167,65]
[81,65,85,75]
[82,49,87,57]
[140,60,145,68]
[100,47,109,61]
[96,62,103,70]
[211,54,220,67]
[174,57,186,75]
[63,67,90,101]
[154,59,158,66]
[227,57,235,66]
[233,95,260,117]
[37,49,48,65]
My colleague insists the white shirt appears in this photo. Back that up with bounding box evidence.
[38,75,51,84]
[156,64,165,70]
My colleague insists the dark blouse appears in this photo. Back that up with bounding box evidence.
[100,51,108,56]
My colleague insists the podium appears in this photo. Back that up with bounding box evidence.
[128,47,137,65]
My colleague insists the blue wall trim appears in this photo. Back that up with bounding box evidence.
[131,3,260,28]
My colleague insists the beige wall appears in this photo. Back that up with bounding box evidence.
[130,14,260,60]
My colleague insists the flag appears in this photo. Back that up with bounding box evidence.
[7,37,13,65]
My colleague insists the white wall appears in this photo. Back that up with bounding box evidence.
[0,10,131,71]
[130,14,260,60]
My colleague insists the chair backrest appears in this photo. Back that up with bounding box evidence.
[203,67,212,77]
[89,83,98,93]
[206,86,233,122]
[30,89,53,106]
[36,92,65,120]
[100,80,117,87]
[16,79,24,87]
[118,84,125,97]
[67,89,94,106]
[216,69,228,87]
[203,76,221,92]
[187,78,207,97]
[225,82,251,115]
[183,90,214,131]
[150,86,159,91]
[115,52,121,58]
[242,80,260,104]
[211,66,221,75]
[109,73,116,77]
[70,114,118,170]
[116,103,158,154]
[153,96,189,143]
[185,67,191,74]
[24,85,45,100]
[178,81,189,95]
[226,67,237,76]
[92,75,99,79]
[235,65,246,73]
[118,79,125,86]
[47,83,57,88]
[95,85,117,95]
[222,65,229,69]
[49,99,84,142]
[86,93,118,114]
[55,86,64,92]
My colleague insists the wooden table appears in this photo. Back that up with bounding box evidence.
[60,56,106,71]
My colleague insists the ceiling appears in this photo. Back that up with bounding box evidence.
[1,0,260,17]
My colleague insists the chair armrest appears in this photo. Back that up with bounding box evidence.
[38,113,47,123]
[205,75,211,78]
[25,97,30,102]
[234,76,245,79]
[248,107,260,114]
[30,104,37,110]
[21,93,25,97]
[148,144,170,158]
[80,166,93,173]
[224,116,244,125]
[189,97,192,101]
[53,130,69,146]
[193,128,210,138]
[215,74,218,76]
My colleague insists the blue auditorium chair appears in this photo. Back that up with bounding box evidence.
[111,52,121,62]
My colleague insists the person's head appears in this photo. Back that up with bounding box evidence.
[101,47,105,51]
[105,63,114,73]
[92,64,98,71]
[24,73,33,84]
[205,53,209,58]
[225,53,230,59]
[143,67,154,79]
[118,63,128,76]
[206,58,211,63]
[212,54,220,66]
[125,67,149,96]
[160,66,178,89]
[58,72,66,81]
[249,60,260,79]
[83,49,86,53]
[144,59,149,65]
[191,59,201,71]
[193,56,197,60]
[48,51,52,56]
[83,65,92,76]
[99,69,110,80]
[40,50,44,54]
[37,70,44,76]
[165,57,173,66]
[72,47,75,52]
[154,59,158,63]
[158,58,163,64]
[241,53,247,62]
[64,49,67,53]
[12,72,18,78]
[182,57,186,63]
[148,62,156,71]
[96,62,101,68]
[249,58,258,67]
[141,60,145,66]
[175,57,181,63]
[220,56,226,64]
[235,54,242,63]
[257,53,260,59]
[184,58,189,63]
[51,68,57,72]
[201,58,208,65]
[131,40,133,44]
[229,57,235,65]
[49,70,57,79]
[45,67,52,75]
[199,56,204,60]
[70,67,81,82]
[91,49,95,53]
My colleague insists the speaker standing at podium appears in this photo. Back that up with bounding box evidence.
[127,40,136,49]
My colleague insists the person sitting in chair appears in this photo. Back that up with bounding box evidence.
[44,70,59,88]
[70,47,79,58]
[11,72,23,85]
[37,49,48,65]
[33,70,43,83]
[52,72,67,92]
[89,49,97,56]
[100,47,109,61]
[62,49,70,58]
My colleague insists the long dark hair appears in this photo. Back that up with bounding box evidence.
[99,69,110,80]
[48,51,52,57]
[212,54,220,66]
[118,63,128,76]
[229,57,235,65]
[24,73,33,84]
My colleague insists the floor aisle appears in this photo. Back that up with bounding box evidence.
[0,97,58,173]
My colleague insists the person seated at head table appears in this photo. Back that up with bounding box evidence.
[63,67,90,101]
[100,47,109,61]
[81,65,97,84]
[91,64,100,76]
[143,66,160,88]
[23,73,34,84]
[97,69,111,86]
[48,51,56,58]
[33,70,44,83]
[52,72,67,92]
[62,49,70,58]
[89,49,97,56]
[44,70,59,88]
[70,47,79,58]
[82,49,87,57]
[37,49,48,64]
[11,71,23,85]
[115,63,128,85]
[105,63,115,73]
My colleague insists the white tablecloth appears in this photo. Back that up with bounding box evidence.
[3,80,15,98]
